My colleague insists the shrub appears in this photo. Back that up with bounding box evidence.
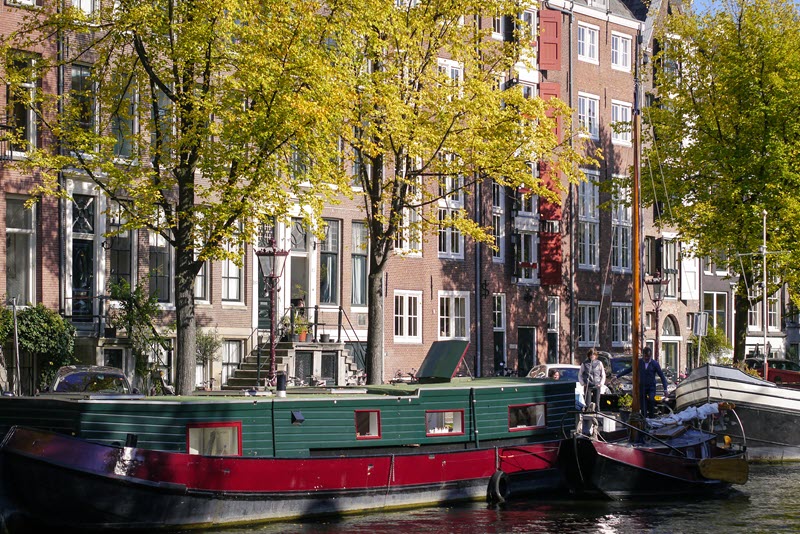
[14,304,77,389]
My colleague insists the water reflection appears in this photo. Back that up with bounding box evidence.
[191,464,794,534]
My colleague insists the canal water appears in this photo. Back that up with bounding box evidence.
[209,463,800,534]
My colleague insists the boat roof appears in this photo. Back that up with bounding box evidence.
[415,340,470,382]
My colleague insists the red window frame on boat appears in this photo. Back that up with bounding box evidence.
[507,403,546,432]
[425,409,465,436]
[354,410,381,440]
[186,421,243,456]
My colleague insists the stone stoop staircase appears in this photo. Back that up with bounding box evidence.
[221,338,361,391]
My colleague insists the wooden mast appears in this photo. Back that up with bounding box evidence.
[631,32,643,417]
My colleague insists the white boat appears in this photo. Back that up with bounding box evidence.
[675,364,800,461]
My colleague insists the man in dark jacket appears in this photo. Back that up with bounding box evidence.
[579,348,605,411]
[616,347,668,418]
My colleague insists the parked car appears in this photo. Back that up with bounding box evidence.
[48,365,133,394]
[744,358,800,384]
[527,364,609,410]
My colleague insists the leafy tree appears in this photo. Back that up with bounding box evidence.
[645,0,800,359]
[14,304,77,390]
[108,280,173,390]
[689,326,733,366]
[331,0,596,382]
[196,327,222,389]
[0,0,351,393]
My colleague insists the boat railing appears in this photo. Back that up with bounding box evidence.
[563,406,747,457]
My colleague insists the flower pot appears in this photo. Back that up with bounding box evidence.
[320,334,330,343]
[619,409,631,423]
[298,332,308,342]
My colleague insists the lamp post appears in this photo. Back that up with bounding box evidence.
[255,237,289,386]
[645,273,670,362]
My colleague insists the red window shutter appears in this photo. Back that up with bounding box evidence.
[538,10,561,71]
[539,82,561,142]
[538,163,562,220]
[538,233,562,285]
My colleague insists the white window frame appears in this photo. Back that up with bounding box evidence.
[5,197,36,305]
[578,301,600,347]
[703,291,727,333]
[611,100,632,145]
[437,58,463,98]
[107,200,136,288]
[438,291,470,341]
[769,293,779,331]
[222,223,243,304]
[520,10,536,42]
[491,181,505,263]
[611,303,632,347]
[437,207,464,260]
[578,175,599,270]
[516,231,539,284]
[611,182,632,272]
[578,93,600,140]
[319,218,340,306]
[351,221,368,308]
[663,238,678,298]
[611,32,632,72]
[394,290,422,343]
[492,13,503,39]
[493,293,506,330]
[147,206,174,307]
[221,340,243,386]
[748,302,760,330]
[9,56,38,158]
[577,23,599,64]
[111,83,137,160]
[395,175,422,256]
[74,0,96,14]
[194,259,210,303]
[547,296,560,333]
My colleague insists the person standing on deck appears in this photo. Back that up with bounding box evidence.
[579,348,605,411]
[616,347,668,418]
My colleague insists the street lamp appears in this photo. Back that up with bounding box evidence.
[645,273,670,362]
[255,236,289,386]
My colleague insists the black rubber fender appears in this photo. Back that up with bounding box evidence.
[487,469,510,504]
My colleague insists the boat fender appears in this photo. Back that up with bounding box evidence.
[487,470,510,505]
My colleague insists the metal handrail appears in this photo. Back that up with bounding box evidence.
[0,124,13,161]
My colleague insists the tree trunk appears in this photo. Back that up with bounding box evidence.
[174,246,197,396]
[732,269,756,364]
[174,165,198,396]
[365,269,385,385]
[733,293,750,363]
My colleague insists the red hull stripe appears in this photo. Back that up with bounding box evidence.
[4,427,560,493]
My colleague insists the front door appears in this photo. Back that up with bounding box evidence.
[517,326,537,377]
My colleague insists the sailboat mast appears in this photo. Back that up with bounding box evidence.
[631,32,643,416]
[762,210,769,380]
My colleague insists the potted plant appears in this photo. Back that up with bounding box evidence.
[618,394,633,422]
[294,315,310,342]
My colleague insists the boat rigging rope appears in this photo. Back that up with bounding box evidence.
[384,454,395,504]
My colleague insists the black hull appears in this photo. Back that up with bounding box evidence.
[558,437,734,500]
[2,438,564,530]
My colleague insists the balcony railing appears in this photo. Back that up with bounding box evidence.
[0,124,12,161]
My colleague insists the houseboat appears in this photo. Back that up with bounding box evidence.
[0,341,576,530]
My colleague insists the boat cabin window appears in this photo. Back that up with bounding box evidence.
[508,403,546,431]
[425,410,464,436]
[355,410,381,439]
[187,422,242,456]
